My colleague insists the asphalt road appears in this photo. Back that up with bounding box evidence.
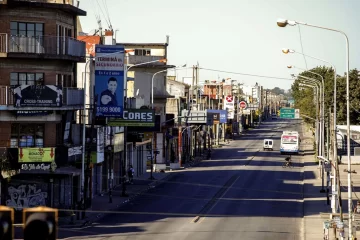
[56,119,306,240]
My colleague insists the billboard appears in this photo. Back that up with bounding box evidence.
[207,110,227,123]
[12,85,62,107]
[108,109,155,127]
[95,45,125,117]
[19,148,55,163]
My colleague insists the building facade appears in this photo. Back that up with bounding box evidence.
[120,38,175,164]
[0,0,86,219]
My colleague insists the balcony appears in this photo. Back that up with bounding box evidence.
[0,34,86,62]
[127,55,166,68]
[7,0,86,16]
[0,85,84,110]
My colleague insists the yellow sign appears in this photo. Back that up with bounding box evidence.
[144,132,153,139]
[19,148,55,163]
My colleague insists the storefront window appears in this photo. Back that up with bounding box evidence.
[11,124,44,147]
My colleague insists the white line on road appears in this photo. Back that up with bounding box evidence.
[197,175,241,223]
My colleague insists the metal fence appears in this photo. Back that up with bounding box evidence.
[2,35,85,57]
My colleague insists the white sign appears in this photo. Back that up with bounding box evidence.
[242,109,251,115]
[114,133,124,153]
[21,163,51,171]
[295,109,300,119]
[96,127,105,163]
[223,95,234,119]
[68,146,82,157]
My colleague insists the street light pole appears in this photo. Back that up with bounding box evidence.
[294,75,323,153]
[149,65,187,180]
[278,19,350,236]
[283,49,337,164]
[288,65,325,159]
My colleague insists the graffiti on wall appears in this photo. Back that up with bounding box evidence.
[6,184,48,211]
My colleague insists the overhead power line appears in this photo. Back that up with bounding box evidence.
[199,68,295,81]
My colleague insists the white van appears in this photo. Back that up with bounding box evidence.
[263,139,274,151]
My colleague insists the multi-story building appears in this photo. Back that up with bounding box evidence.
[121,37,175,164]
[166,76,190,121]
[0,0,86,218]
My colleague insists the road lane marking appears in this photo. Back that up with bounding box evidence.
[197,175,241,223]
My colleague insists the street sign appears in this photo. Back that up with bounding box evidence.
[225,95,233,102]
[239,101,247,109]
[280,108,295,119]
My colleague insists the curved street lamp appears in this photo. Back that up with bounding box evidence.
[287,65,325,159]
[278,19,351,235]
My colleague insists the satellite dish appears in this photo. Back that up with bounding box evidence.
[136,89,140,97]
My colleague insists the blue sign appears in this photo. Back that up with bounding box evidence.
[207,110,227,123]
[95,45,125,117]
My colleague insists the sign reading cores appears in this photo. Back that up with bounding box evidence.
[108,109,155,126]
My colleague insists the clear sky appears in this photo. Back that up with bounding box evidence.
[78,0,359,90]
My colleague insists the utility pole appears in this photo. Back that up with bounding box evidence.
[192,65,195,109]
[196,63,199,110]
[108,126,113,203]
[83,88,98,219]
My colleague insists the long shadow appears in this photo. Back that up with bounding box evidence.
[53,167,324,239]
[51,119,323,239]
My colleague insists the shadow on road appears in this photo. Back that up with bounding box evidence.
[52,119,321,239]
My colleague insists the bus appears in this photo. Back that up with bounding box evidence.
[280,131,300,154]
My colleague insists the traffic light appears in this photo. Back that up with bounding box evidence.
[0,206,14,240]
[23,207,58,240]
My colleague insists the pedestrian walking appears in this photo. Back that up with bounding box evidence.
[128,165,134,184]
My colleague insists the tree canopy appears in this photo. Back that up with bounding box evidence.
[291,66,360,125]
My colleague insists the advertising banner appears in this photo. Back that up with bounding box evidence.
[12,85,62,107]
[108,109,155,127]
[95,45,125,117]
[207,110,227,123]
[19,148,55,163]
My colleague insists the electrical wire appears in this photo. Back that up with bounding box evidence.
[95,0,110,29]
[101,0,112,29]
[199,68,294,81]
[297,25,308,70]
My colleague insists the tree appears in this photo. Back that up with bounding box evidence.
[291,66,360,125]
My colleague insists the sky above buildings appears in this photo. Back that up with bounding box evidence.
[79,0,360,90]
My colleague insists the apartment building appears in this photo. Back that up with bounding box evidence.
[120,37,175,164]
[0,0,86,218]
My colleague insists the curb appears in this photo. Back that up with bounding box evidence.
[59,173,176,228]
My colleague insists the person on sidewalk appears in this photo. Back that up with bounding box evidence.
[128,165,134,184]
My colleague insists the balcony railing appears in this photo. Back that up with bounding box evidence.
[0,34,7,53]
[127,55,166,66]
[0,34,85,60]
[0,85,84,108]
[11,0,80,6]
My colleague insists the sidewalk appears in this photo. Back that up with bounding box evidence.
[59,171,174,228]
[302,123,360,239]
[302,122,330,239]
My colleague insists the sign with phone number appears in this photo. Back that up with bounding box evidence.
[96,106,123,115]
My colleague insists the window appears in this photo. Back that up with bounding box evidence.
[10,22,44,37]
[134,49,151,56]
[11,124,44,148]
[10,73,44,85]
[56,74,72,87]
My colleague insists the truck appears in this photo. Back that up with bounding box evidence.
[280,131,300,154]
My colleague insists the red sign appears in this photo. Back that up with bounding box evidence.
[239,101,247,109]
[225,95,233,102]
